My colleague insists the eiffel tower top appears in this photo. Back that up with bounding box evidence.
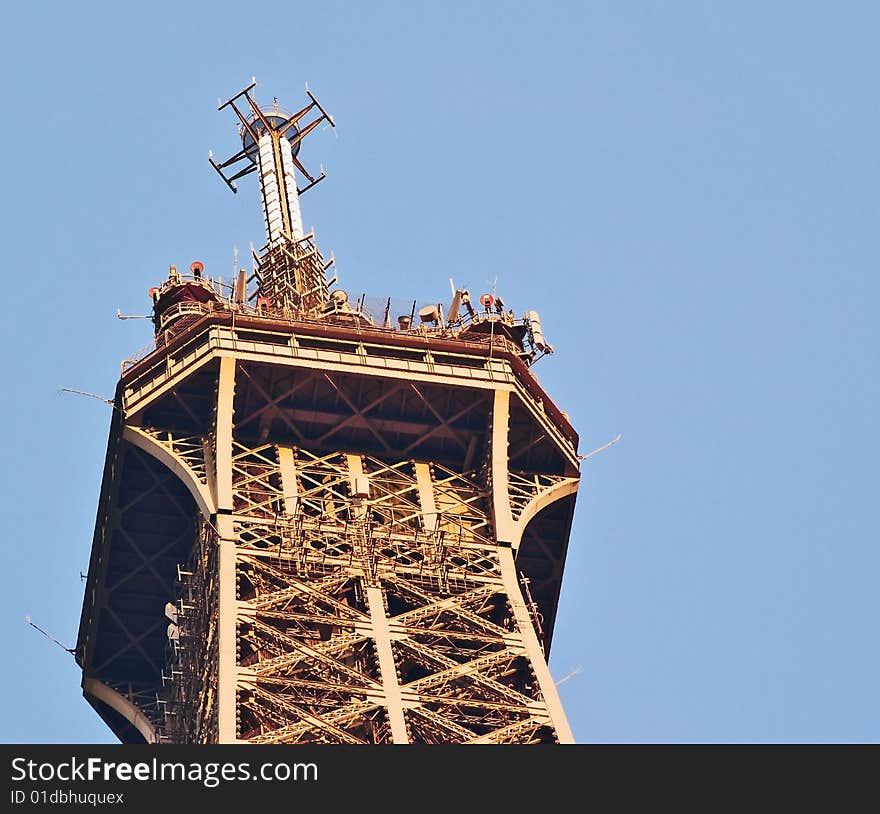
[143,79,553,369]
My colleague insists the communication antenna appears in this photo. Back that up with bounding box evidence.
[446,289,462,324]
[490,277,501,354]
[555,665,583,687]
[58,387,113,406]
[210,79,336,315]
[26,616,75,655]
[579,433,622,461]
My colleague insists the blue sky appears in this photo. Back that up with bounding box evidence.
[2,1,878,743]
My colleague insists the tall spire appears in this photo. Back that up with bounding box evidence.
[210,80,335,314]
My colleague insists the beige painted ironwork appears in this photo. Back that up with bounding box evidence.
[77,84,582,746]
[80,329,582,742]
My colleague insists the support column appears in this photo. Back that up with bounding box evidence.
[215,356,238,742]
[277,446,299,516]
[490,389,516,543]
[348,454,409,743]
[346,454,367,520]
[414,462,437,532]
[497,545,574,743]
[215,357,236,514]
[365,585,410,743]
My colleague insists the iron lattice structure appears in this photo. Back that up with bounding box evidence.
[76,84,581,744]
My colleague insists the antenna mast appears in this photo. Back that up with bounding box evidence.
[210,80,336,315]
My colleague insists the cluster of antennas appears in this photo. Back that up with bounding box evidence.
[135,80,553,366]
[406,288,511,329]
[145,261,553,365]
[318,280,552,363]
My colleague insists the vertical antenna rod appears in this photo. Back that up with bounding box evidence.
[209,80,336,315]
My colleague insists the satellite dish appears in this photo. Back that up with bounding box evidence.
[418,305,439,324]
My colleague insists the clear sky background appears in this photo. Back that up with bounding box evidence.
[1,2,878,744]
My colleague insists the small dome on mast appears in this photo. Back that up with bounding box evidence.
[241,112,302,164]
